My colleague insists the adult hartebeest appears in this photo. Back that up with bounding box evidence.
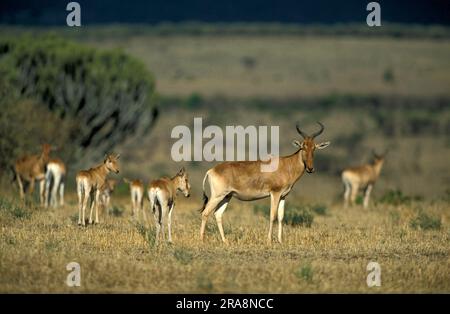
[199,122,330,244]
[341,150,386,209]
[44,158,66,208]
[148,167,190,245]
[123,178,145,220]
[76,154,120,226]
[14,143,52,204]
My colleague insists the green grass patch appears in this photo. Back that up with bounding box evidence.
[410,210,441,231]
[0,197,31,219]
[296,264,313,282]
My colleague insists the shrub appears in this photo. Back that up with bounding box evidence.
[108,206,124,217]
[285,207,314,228]
[254,204,315,227]
[379,189,423,206]
[311,204,328,216]
[410,211,441,230]
[173,247,194,265]
[0,35,158,167]
[295,264,313,282]
[0,197,30,219]
[383,68,395,83]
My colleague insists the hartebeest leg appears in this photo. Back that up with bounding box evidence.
[200,195,226,241]
[277,198,285,243]
[44,173,51,208]
[343,180,351,208]
[51,174,60,207]
[88,191,95,224]
[28,178,35,201]
[168,203,174,243]
[363,184,373,209]
[268,192,281,244]
[81,187,91,226]
[94,189,101,224]
[215,198,230,243]
[39,179,45,206]
[350,183,359,206]
[16,175,25,201]
[59,181,65,206]
[77,182,83,225]
[153,203,162,246]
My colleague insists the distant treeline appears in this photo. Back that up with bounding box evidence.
[161,93,450,138]
[2,23,450,39]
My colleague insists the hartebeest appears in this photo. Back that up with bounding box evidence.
[100,178,117,213]
[44,158,66,208]
[341,150,386,209]
[76,154,120,226]
[123,178,145,220]
[199,122,330,244]
[14,143,51,204]
[148,168,190,244]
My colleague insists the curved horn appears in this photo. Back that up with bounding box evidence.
[295,122,308,139]
[311,122,324,139]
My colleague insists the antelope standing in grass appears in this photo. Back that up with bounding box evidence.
[76,154,120,226]
[148,168,190,245]
[100,178,117,213]
[123,178,145,220]
[200,122,330,244]
[14,143,52,204]
[341,150,386,209]
[44,158,66,208]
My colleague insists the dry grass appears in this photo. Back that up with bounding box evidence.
[0,191,448,293]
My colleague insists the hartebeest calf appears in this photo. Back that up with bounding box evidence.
[14,143,51,204]
[148,168,190,244]
[100,178,117,213]
[341,150,386,209]
[123,178,145,220]
[76,154,120,226]
[44,158,66,208]
[200,122,330,244]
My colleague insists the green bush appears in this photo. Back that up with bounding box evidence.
[310,204,328,216]
[410,211,441,230]
[379,189,423,206]
[108,206,124,217]
[0,35,158,167]
[0,197,31,219]
[173,247,194,265]
[295,264,313,282]
[285,207,314,228]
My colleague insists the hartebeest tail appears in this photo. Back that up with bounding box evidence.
[199,122,330,244]
[342,150,387,209]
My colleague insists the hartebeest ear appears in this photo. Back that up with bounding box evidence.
[315,141,330,150]
[178,167,186,176]
[292,140,301,148]
[115,153,121,160]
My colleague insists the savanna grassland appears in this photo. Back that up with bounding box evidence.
[0,188,449,293]
[0,25,449,293]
